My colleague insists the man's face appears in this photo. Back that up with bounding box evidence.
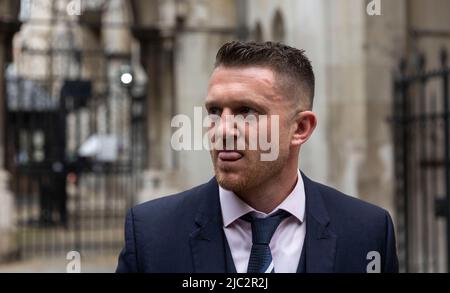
[205,66,297,193]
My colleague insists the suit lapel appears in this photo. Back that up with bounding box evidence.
[189,178,228,273]
[302,173,337,273]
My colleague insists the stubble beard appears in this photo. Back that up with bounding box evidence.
[212,149,289,195]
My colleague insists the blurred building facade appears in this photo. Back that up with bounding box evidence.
[0,0,449,272]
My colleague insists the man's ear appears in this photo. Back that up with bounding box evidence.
[291,111,317,146]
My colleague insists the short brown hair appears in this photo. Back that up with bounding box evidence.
[215,41,315,109]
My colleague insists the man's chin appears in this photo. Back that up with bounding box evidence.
[215,171,247,192]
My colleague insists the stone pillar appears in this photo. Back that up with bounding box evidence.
[132,27,185,203]
[359,0,407,219]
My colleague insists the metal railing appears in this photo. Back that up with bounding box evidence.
[392,48,450,272]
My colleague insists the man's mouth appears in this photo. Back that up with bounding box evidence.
[217,150,244,161]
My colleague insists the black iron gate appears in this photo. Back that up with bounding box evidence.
[5,73,144,261]
[3,10,146,261]
[392,49,450,272]
[5,74,144,261]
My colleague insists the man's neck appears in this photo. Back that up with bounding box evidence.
[236,166,299,214]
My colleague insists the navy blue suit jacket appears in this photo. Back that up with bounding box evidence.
[116,173,399,273]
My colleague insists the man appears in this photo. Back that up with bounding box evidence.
[116,41,398,273]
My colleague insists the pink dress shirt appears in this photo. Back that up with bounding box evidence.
[219,170,306,273]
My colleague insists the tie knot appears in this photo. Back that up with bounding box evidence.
[241,210,290,245]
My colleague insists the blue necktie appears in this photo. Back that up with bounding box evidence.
[242,210,290,273]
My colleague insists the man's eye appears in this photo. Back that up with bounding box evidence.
[207,107,221,115]
[239,107,258,116]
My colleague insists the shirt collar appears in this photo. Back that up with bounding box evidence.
[219,170,305,227]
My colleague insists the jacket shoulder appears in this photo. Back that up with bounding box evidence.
[130,180,212,221]
[313,181,391,223]
[310,179,398,273]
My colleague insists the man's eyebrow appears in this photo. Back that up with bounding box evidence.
[205,95,270,106]
[204,99,217,108]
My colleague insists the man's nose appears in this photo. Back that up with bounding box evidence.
[218,109,239,139]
